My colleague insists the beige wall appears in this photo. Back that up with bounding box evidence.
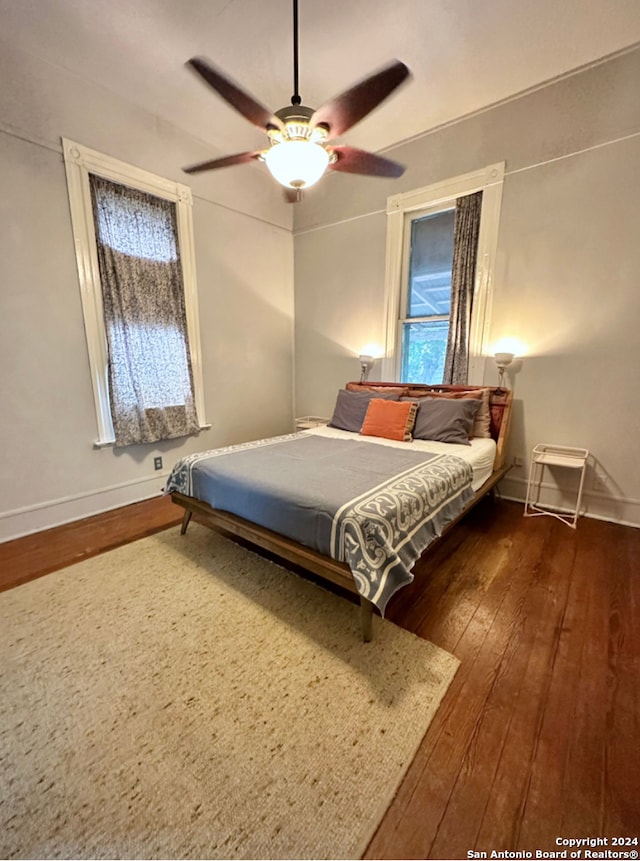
[293,47,640,526]
[0,41,295,540]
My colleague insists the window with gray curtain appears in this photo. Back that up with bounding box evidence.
[442,190,483,384]
[400,190,483,385]
[89,175,200,447]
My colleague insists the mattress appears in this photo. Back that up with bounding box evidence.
[305,425,497,492]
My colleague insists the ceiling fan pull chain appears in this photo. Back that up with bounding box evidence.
[291,0,301,105]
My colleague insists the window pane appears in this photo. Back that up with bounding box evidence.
[401,320,449,384]
[407,210,455,318]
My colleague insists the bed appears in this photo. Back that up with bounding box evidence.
[165,381,513,640]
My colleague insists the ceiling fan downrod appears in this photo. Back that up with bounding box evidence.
[291,0,301,106]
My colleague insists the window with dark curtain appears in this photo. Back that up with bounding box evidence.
[400,191,483,385]
[442,190,483,384]
[89,174,199,447]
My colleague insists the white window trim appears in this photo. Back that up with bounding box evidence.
[382,162,505,384]
[62,138,209,446]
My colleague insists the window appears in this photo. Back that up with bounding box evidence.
[400,208,455,384]
[382,163,504,385]
[63,139,208,446]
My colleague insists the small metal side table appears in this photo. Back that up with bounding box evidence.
[524,444,589,528]
[295,416,329,432]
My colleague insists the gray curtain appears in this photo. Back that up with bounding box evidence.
[89,175,199,447]
[443,190,483,385]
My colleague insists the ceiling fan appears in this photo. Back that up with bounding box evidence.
[182,0,411,200]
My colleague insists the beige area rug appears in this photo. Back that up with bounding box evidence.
[0,523,459,860]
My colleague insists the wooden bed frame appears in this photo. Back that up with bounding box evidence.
[171,382,513,641]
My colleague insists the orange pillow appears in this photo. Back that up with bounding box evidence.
[360,399,417,442]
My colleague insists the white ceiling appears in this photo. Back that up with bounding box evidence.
[2,0,640,161]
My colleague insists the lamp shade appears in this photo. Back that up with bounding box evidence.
[263,141,330,189]
[494,352,515,367]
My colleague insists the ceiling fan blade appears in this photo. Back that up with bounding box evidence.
[187,57,281,130]
[311,60,410,138]
[182,151,262,174]
[328,146,405,178]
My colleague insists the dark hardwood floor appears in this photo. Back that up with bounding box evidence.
[370,500,640,859]
[1,494,638,859]
[0,495,182,593]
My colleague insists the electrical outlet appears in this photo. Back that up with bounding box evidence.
[513,455,525,467]
[154,456,163,471]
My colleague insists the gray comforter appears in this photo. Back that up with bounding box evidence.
[165,433,473,613]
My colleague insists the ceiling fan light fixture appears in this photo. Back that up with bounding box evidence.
[263,140,330,189]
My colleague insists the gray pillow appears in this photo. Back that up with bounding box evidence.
[328,389,401,433]
[410,396,481,445]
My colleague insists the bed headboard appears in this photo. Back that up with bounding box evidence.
[345,381,513,470]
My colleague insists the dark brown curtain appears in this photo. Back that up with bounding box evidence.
[89,175,199,447]
[443,190,483,385]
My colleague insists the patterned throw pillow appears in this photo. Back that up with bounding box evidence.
[345,382,410,396]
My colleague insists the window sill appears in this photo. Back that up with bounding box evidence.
[93,423,212,449]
